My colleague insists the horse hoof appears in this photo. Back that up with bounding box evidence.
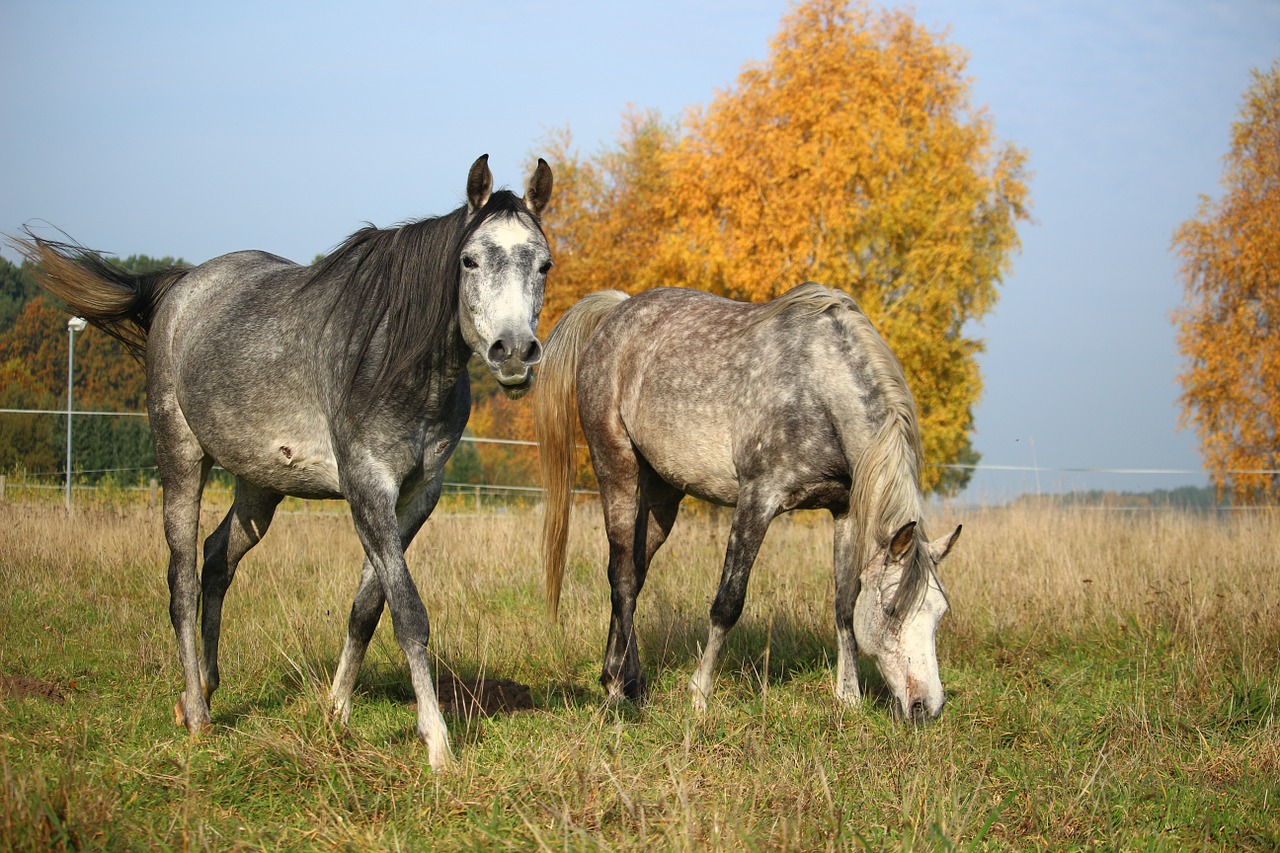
[174,697,211,733]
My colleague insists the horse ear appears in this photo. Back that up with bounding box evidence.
[927,525,962,564]
[467,154,493,214]
[524,158,554,218]
[888,521,916,562]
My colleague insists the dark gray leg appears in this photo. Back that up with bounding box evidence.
[689,494,777,711]
[329,556,385,724]
[832,512,862,705]
[602,467,683,701]
[199,479,282,707]
[597,453,642,702]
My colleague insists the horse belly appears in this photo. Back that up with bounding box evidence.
[631,419,740,506]
[187,401,342,499]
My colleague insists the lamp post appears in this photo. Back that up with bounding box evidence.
[65,316,87,510]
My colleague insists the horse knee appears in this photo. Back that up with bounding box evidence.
[710,590,747,630]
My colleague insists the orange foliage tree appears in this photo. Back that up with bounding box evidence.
[1174,62,1280,501]
[539,0,1029,494]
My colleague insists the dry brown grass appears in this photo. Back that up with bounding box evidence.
[1,500,1277,850]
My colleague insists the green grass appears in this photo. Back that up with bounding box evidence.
[1,503,1277,850]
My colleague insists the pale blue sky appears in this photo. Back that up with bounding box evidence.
[3,1,1277,502]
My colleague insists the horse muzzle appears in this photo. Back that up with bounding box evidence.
[486,332,542,398]
[899,693,946,725]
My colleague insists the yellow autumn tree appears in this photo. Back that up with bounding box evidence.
[540,114,680,324]
[1174,61,1280,501]
[541,0,1029,494]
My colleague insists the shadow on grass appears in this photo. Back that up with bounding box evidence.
[207,590,904,734]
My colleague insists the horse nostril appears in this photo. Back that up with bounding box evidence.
[909,700,927,724]
[487,340,509,366]
[522,338,542,365]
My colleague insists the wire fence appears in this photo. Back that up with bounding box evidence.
[3,406,1278,512]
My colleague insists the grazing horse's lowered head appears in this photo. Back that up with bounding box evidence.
[457,154,554,397]
[854,520,960,723]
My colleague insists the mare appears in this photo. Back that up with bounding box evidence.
[16,155,553,768]
[535,284,961,722]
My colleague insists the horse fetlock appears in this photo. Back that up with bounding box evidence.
[834,681,862,707]
[689,667,714,712]
[427,739,456,771]
[174,694,211,732]
[417,708,454,770]
[329,691,353,726]
[200,671,217,703]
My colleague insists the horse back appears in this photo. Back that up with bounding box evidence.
[579,289,838,506]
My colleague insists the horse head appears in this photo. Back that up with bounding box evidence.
[854,521,961,723]
[457,154,554,398]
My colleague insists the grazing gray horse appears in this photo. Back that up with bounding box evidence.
[535,284,960,722]
[16,155,553,768]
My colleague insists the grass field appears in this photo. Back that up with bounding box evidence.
[1,500,1277,851]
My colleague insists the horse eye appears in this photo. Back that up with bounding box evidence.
[462,256,479,270]
[539,260,553,275]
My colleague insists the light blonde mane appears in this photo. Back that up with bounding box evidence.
[767,282,931,616]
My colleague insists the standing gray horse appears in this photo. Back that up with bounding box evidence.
[16,154,552,768]
[535,284,960,722]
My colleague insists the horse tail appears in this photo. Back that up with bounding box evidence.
[534,290,630,620]
[10,231,189,358]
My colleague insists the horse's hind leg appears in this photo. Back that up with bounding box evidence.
[602,466,683,702]
[199,479,282,708]
[159,449,213,733]
[689,492,777,712]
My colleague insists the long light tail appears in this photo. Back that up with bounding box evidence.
[9,230,188,357]
[534,290,629,619]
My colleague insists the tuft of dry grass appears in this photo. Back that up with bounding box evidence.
[1,500,1277,850]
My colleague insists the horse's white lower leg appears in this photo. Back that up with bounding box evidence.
[833,625,862,706]
[689,624,726,712]
[328,639,367,725]
[406,653,453,769]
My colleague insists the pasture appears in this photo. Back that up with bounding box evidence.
[1,500,1277,850]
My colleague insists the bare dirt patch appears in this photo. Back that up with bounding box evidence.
[431,674,533,717]
[0,673,65,705]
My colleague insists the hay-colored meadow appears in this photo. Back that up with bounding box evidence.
[1,500,1277,850]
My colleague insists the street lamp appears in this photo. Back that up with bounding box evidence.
[66,316,87,509]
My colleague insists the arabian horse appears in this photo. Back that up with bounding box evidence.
[16,155,553,768]
[535,284,960,722]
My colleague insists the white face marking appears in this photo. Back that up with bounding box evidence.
[458,212,551,394]
[853,549,949,721]
[484,217,541,250]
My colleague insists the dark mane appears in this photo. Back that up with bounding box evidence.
[307,189,543,402]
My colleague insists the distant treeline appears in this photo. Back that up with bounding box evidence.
[1011,486,1230,511]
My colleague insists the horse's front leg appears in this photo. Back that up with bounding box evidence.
[342,476,452,769]
[689,494,776,712]
[831,512,862,706]
[329,555,384,726]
